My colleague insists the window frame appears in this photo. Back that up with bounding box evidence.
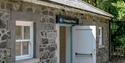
[98,27,104,48]
[16,21,34,61]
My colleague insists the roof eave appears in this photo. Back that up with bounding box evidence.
[22,0,113,18]
[49,0,113,18]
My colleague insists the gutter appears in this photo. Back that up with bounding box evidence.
[109,18,113,61]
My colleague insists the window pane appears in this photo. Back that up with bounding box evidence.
[24,26,30,39]
[16,26,22,39]
[16,42,21,56]
[22,42,29,55]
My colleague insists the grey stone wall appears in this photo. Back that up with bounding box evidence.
[0,0,110,63]
[0,9,11,63]
[39,8,57,63]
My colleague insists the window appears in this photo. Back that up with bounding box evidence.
[16,21,33,60]
[98,27,104,48]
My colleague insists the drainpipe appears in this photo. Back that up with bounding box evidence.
[109,18,113,61]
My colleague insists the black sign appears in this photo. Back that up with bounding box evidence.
[56,16,79,24]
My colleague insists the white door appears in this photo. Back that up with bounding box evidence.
[72,26,96,63]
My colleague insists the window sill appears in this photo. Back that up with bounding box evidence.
[16,58,39,63]
[16,55,33,61]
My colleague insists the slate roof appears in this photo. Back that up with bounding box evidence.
[23,0,113,18]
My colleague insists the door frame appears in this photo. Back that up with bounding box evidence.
[56,24,73,63]
[72,25,96,63]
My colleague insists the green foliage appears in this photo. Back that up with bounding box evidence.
[112,1,125,20]
[111,21,125,47]
[83,0,96,6]
[95,0,125,47]
[96,0,110,12]
[96,0,125,20]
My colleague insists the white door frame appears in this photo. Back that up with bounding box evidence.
[72,25,96,63]
[56,24,72,63]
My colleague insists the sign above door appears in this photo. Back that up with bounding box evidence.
[56,15,79,24]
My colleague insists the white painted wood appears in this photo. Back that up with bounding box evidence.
[16,21,34,61]
[66,27,72,63]
[30,21,34,59]
[16,40,30,42]
[55,24,60,63]
[72,26,96,63]
[98,27,104,48]
[16,21,33,26]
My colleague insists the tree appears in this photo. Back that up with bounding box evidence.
[96,0,125,20]
[83,0,96,6]
[95,0,125,47]
[112,1,125,20]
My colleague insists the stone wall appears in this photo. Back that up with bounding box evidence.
[0,0,110,63]
[39,8,57,63]
[0,10,11,63]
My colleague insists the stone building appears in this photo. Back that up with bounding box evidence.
[0,0,113,63]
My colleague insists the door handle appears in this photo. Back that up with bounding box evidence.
[75,53,92,56]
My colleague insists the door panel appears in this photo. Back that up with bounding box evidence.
[76,55,93,63]
[76,29,93,54]
[72,26,96,63]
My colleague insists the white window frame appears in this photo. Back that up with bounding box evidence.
[98,27,104,48]
[16,21,34,60]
